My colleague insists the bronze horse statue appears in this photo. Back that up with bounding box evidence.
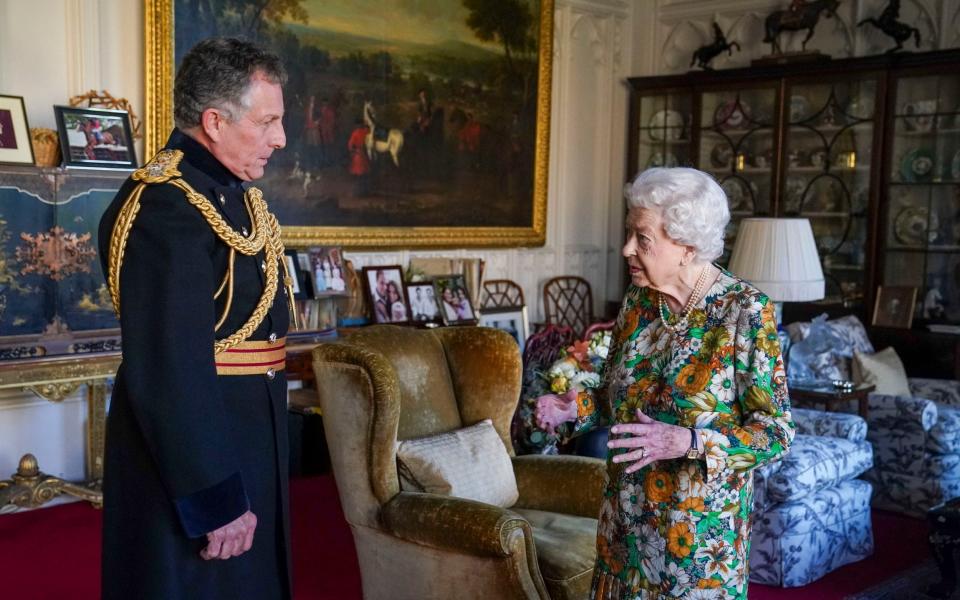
[690,23,741,70]
[858,0,921,53]
[763,0,840,55]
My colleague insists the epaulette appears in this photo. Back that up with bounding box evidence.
[131,149,184,184]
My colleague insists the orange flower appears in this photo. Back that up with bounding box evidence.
[666,522,694,558]
[675,362,712,395]
[644,469,675,504]
[677,496,705,512]
[734,429,752,446]
[566,340,591,369]
[619,309,640,343]
[697,578,722,589]
[576,391,595,418]
[597,534,624,574]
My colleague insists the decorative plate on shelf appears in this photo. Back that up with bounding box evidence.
[710,143,733,168]
[789,95,811,123]
[783,176,807,213]
[899,148,935,182]
[648,110,684,141]
[647,151,679,168]
[894,206,939,246]
[721,178,755,212]
[713,100,750,130]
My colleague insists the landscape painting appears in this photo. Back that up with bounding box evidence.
[148,0,552,247]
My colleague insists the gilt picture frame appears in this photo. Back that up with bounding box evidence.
[144,0,551,248]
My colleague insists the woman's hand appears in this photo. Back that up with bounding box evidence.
[534,389,579,434]
[607,411,691,473]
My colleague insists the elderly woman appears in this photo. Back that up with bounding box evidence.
[537,167,794,600]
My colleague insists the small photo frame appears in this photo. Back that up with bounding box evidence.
[283,249,309,299]
[872,285,918,329]
[434,275,476,325]
[407,282,440,324]
[308,246,349,297]
[362,265,410,324]
[0,95,35,166]
[54,105,137,169]
[478,306,529,354]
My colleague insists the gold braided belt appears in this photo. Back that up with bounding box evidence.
[214,337,286,376]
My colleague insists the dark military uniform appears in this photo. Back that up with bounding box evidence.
[97,129,291,600]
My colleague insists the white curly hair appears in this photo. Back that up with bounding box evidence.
[623,167,730,263]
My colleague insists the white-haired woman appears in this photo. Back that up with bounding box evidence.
[537,167,794,600]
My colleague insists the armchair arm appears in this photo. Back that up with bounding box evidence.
[908,378,960,407]
[382,491,533,558]
[791,407,867,442]
[866,392,938,431]
[511,454,606,519]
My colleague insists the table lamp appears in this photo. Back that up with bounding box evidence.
[727,218,825,325]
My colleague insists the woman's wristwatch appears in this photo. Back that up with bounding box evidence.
[685,427,700,459]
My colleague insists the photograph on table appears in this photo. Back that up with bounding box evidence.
[53,106,136,169]
[872,285,918,329]
[0,95,35,166]
[433,275,475,325]
[362,265,410,324]
[284,249,310,299]
[308,246,348,296]
[478,306,529,353]
[406,282,440,324]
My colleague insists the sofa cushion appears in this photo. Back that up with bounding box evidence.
[928,406,960,454]
[865,467,960,517]
[910,378,960,407]
[791,408,867,442]
[514,508,597,600]
[853,348,911,397]
[787,314,874,381]
[765,434,873,503]
[397,419,519,507]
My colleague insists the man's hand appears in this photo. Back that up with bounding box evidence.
[200,510,257,560]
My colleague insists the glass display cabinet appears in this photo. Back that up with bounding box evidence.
[626,49,960,321]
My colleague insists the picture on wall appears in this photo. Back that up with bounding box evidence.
[54,106,137,169]
[406,282,440,323]
[0,95,35,166]
[872,285,917,329]
[362,265,409,324]
[433,274,475,325]
[146,0,552,247]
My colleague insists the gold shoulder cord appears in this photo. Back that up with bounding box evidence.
[108,149,299,356]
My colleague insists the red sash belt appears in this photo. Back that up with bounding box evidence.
[215,337,286,376]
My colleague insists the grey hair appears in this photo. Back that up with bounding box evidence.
[623,167,730,263]
[174,37,287,130]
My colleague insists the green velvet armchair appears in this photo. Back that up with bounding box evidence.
[311,325,606,600]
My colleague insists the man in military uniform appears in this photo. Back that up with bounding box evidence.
[97,37,295,599]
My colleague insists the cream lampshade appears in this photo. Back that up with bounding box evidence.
[728,218,825,320]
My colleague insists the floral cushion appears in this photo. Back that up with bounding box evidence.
[910,378,960,407]
[786,314,874,381]
[763,434,873,504]
[750,479,874,587]
[791,407,867,442]
[864,467,960,517]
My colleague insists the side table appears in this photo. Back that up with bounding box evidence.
[928,497,960,598]
[789,383,875,419]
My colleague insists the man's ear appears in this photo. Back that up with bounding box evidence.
[200,108,226,142]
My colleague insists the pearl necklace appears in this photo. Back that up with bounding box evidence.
[658,265,709,334]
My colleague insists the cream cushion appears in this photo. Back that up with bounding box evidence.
[396,419,519,507]
[852,347,911,397]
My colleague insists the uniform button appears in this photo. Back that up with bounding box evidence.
[266,368,276,380]
[241,226,248,236]
[261,260,267,271]
[268,332,277,343]
[218,193,226,205]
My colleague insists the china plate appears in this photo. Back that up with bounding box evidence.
[648,110,684,141]
[710,143,733,168]
[647,151,679,168]
[713,100,750,130]
[900,148,935,182]
[790,95,810,123]
[721,178,755,212]
[894,206,939,246]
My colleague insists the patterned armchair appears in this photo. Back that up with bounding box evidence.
[786,314,960,516]
[750,407,874,587]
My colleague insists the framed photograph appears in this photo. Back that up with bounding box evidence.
[407,282,440,324]
[872,286,918,329]
[434,275,476,326]
[308,246,349,296]
[54,106,137,169]
[144,0,553,248]
[0,95,35,166]
[478,306,529,354]
[283,249,309,299]
[362,265,410,324]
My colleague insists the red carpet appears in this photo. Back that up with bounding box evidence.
[0,476,930,599]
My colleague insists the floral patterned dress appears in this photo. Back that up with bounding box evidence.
[575,269,795,600]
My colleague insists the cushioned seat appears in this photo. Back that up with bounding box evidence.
[514,508,597,599]
[763,434,873,504]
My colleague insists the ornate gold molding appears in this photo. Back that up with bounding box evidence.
[23,382,82,403]
[143,0,552,249]
[0,454,102,510]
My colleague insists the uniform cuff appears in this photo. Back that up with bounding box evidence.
[174,472,249,538]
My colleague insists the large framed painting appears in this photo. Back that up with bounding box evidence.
[145,0,552,248]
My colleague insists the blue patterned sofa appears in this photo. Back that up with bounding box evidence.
[785,314,960,517]
[749,407,874,587]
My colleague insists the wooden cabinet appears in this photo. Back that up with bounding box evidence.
[627,49,960,327]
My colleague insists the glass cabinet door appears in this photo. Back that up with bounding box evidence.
[696,86,778,261]
[781,76,879,305]
[884,72,960,325]
[632,92,694,177]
